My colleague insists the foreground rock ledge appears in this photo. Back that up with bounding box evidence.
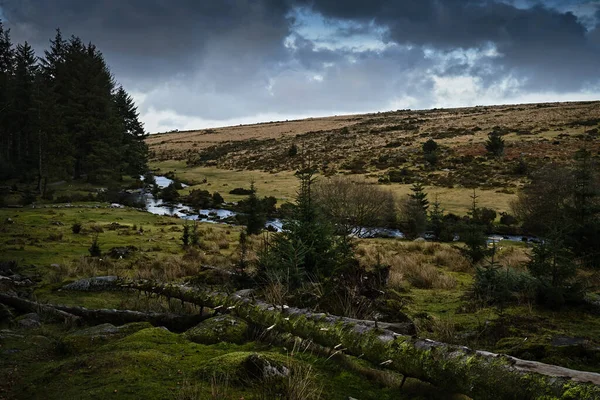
[65,277,600,400]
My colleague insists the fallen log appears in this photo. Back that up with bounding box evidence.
[67,278,600,400]
[0,293,80,325]
[51,304,208,332]
[0,293,209,332]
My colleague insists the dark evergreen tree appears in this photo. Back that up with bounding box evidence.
[0,21,14,178]
[10,42,39,178]
[39,29,73,183]
[114,86,148,177]
[485,132,505,157]
[245,182,266,235]
[409,182,429,212]
[402,183,429,239]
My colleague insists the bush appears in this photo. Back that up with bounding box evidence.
[88,235,101,257]
[212,192,224,205]
[422,139,438,154]
[159,183,180,203]
[499,212,518,226]
[71,222,82,234]
[473,265,537,307]
[388,168,413,183]
[229,187,254,195]
[287,143,298,157]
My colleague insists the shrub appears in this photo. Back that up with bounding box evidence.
[88,235,101,257]
[287,143,298,157]
[472,265,537,307]
[229,187,254,195]
[212,192,224,205]
[159,183,180,203]
[422,139,438,154]
[71,222,82,234]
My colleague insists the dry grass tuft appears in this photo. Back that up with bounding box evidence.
[357,240,461,290]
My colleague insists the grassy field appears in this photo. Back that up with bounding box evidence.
[152,160,517,214]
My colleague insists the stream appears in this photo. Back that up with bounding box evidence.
[141,176,538,243]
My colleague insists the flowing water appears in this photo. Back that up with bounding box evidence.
[140,176,538,242]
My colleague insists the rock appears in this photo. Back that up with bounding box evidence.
[63,322,152,352]
[413,237,426,242]
[17,313,41,329]
[184,315,248,345]
[62,276,118,291]
[242,353,290,381]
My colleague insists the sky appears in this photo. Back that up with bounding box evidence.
[1,0,599,133]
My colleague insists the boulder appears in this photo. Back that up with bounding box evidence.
[184,315,248,345]
[17,313,41,329]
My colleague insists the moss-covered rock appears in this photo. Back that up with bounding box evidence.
[199,351,291,382]
[184,315,248,345]
[62,322,153,352]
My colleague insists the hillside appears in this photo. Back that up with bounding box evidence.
[146,101,600,213]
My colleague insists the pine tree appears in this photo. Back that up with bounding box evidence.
[402,182,429,239]
[409,182,429,212]
[11,42,39,177]
[64,38,121,182]
[0,21,14,178]
[39,29,73,182]
[245,182,266,235]
[428,195,445,240]
[114,86,148,177]
[485,132,505,157]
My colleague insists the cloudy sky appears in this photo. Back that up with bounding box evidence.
[1,0,599,133]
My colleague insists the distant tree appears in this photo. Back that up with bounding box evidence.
[245,182,266,235]
[485,132,505,157]
[428,195,445,240]
[401,183,429,239]
[422,139,438,154]
[287,143,298,157]
[315,176,396,237]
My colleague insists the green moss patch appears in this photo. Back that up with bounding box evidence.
[184,314,249,345]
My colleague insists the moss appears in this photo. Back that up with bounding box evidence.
[184,314,248,345]
[61,322,153,353]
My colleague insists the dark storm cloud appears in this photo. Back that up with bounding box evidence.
[0,0,292,88]
[302,0,600,92]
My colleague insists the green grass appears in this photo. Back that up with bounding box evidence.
[152,161,518,214]
[1,325,459,400]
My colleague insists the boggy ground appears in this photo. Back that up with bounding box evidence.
[1,206,600,399]
[147,101,600,215]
